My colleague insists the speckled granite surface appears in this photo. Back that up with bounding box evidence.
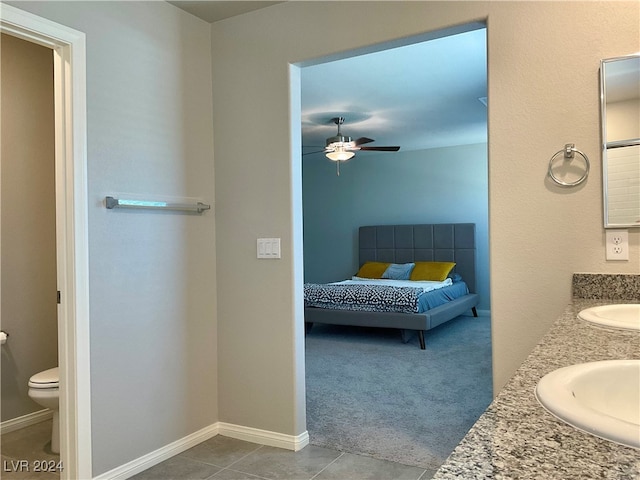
[573,273,640,300]
[433,276,640,480]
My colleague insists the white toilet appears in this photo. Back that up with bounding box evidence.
[28,367,60,454]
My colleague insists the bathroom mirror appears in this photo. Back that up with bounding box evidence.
[600,54,640,228]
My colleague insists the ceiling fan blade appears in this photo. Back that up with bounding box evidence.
[353,137,375,146]
[359,146,401,152]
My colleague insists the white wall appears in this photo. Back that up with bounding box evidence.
[212,0,639,439]
[3,2,217,476]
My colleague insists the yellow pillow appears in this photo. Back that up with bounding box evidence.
[355,261,391,279]
[410,262,456,281]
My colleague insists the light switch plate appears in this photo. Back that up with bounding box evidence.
[257,238,281,259]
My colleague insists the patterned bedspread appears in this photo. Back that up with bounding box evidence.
[304,283,424,314]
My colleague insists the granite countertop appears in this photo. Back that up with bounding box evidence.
[433,295,640,479]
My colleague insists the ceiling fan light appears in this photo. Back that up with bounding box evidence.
[326,149,355,162]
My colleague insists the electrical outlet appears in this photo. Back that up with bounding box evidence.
[605,230,629,261]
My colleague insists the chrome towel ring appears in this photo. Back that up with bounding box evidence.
[548,143,590,187]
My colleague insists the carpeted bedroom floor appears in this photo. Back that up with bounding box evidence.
[304,314,492,472]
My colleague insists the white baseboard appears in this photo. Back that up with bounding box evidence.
[218,422,309,452]
[0,409,53,435]
[93,422,309,479]
[93,424,219,480]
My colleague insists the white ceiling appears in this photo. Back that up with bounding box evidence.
[167,1,283,23]
[301,27,487,155]
[167,1,487,156]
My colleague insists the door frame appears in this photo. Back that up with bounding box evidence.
[1,5,91,479]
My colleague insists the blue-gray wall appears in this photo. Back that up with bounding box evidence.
[303,142,490,312]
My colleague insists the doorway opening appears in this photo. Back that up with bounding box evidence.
[294,23,490,470]
[0,5,90,479]
[1,29,59,465]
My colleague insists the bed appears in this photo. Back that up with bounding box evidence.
[304,223,480,349]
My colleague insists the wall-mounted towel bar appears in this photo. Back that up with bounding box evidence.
[105,196,211,213]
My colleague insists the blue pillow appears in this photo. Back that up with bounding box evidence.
[382,263,415,280]
[449,273,463,282]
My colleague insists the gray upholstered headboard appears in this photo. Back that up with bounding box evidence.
[359,223,476,294]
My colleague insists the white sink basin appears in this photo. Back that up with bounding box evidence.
[578,304,640,332]
[536,360,640,449]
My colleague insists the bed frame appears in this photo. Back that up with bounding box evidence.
[304,223,479,349]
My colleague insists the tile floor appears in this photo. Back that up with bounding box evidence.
[1,421,437,480]
[131,435,435,480]
[1,420,61,479]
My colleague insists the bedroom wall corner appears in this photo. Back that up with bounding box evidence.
[303,143,490,312]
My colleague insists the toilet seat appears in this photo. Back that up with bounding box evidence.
[28,367,59,389]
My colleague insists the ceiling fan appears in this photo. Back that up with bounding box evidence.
[304,116,400,175]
